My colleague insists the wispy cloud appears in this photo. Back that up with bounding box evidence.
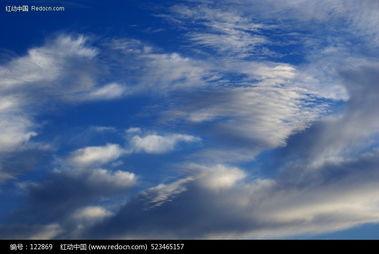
[128,133,200,154]
[163,84,329,163]
[84,83,127,101]
[106,38,216,93]
[169,4,268,58]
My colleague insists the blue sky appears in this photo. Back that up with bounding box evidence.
[1,0,379,239]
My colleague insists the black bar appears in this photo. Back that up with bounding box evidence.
[0,239,376,253]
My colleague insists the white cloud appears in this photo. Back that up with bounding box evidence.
[166,85,326,152]
[139,53,213,92]
[68,144,124,167]
[0,95,36,153]
[0,116,37,152]
[0,96,21,112]
[28,224,63,240]
[0,35,97,91]
[85,83,126,101]
[69,206,114,236]
[153,57,332,162]
[0,224,63,240]
[0,35,133,149]
[90,126,117,132]
[189,163,246,191]
[0,172,14,184]
[276,62,379,169]
[107,39,217,93]
[86,169,136,189]
[129,134,200,154]
[189,148,257,164]
[189,32,266,57]
[72,206,113,221]
[125,127,141,134]
[258,0,379,44]
[143,177,193,209]
[0,34,131,184]
[241,63,297,81]
[170,4,267,57]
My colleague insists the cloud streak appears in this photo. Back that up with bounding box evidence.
[169,4,268,58]
[129,134,200,154]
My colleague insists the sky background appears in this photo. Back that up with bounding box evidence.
[1,0,379,239]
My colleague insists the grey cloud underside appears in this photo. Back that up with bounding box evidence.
[0,224,62,240]
[0,149,48,185]
[0,166,136,239]
[9,168,135,225]
[274,64,379,170]
[77,150,379,239]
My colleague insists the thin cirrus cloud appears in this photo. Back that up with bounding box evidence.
[129,133,200,154]
[85,82,126,100]
[106,38,217,93]
[229,0,379,45]
[169,4,267,57]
